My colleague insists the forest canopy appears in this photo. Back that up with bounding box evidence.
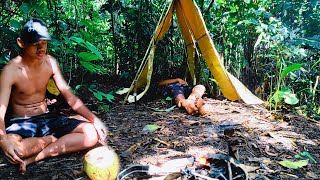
[1,0,319,120]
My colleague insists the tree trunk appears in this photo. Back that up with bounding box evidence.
[137,0,143,60]
[243,31,256,91]
[110,0,119,75]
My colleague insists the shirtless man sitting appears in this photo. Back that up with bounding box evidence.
[0,18,107,173]
[158,78,206,115]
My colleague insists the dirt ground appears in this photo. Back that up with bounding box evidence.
[0,96,319,179]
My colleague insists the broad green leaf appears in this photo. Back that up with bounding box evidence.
[272,90,282,103]
[275,88,299,105]
[105,95,115,103]
[85,41,103,60]
[279,159,309,169]
[283,93,299,105]
[280,64,304,79]
[78,52,100,61]
[70,37,88,49]
[165,97,172,101]
[93,92,103,101]
[143,124,160,132]
[70,36,85,45]
[98,91,115,102]
[80,61,95,73]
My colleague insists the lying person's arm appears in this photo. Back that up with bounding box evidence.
[158,78,188,86]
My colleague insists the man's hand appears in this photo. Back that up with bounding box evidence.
[93,118,108,145]
[177,78,188,86]
[0,135,24,164]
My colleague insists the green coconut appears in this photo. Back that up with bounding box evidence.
[83,146,120,180]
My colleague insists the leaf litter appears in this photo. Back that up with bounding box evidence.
[0,98,319,179]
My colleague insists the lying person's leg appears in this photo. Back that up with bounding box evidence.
[170,83,198,114]
[175,94,197,114]
[186,85,206,114]
[20,122,98,173]
[189,85,205,101]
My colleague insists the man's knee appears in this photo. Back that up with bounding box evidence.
[7,134,23,141]
[79,123,98,147]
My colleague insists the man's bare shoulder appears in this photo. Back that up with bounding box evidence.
[1,56,23,74]
[46,55,62,74]
[0,56,23,85]
[46,55,58,66]
[47,54,56,61]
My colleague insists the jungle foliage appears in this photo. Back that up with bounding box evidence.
[0,0,319,120]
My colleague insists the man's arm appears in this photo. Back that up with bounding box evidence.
[0,65,24,164]
[49,56,107,144]
[0,66,14,136]
[49,56,97,122]
[158,78,188,86]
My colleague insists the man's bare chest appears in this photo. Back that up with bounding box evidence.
[13,69,52,96]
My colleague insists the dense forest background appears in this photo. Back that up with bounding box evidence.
[0,0,319,120]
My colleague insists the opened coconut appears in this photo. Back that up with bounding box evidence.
[83,146,120,180]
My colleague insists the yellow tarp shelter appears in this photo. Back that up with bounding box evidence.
[124,0,263,104]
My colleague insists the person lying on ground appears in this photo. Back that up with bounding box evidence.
[158,78,206,115]
[0,18,107,173]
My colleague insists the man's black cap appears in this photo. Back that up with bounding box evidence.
[20,18,51,43]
